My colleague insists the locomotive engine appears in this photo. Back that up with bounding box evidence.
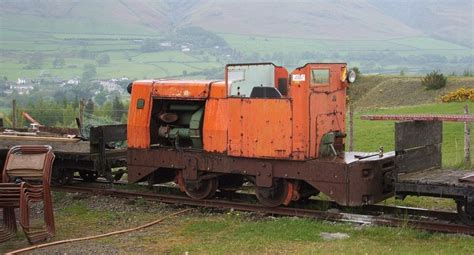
[127,63,395,207]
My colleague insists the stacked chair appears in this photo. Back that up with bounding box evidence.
[0,145,55,244]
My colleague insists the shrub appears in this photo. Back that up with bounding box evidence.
[440,88,474,103]
[422,71,447,90]
[352,67,361,77]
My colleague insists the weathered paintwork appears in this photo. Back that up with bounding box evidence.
[128,63,349,160]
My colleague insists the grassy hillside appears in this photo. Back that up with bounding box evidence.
[2,0,470,42]
[350,76,474,109]
[369,0,473,47]
[0,0,169,36]
[181,0,421,40]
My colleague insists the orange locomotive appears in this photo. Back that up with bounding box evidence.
[127,63,395,207]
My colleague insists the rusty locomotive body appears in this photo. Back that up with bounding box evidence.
[126,62,474,223]
[126,63,395,207]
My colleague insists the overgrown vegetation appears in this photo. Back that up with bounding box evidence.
[441,88,474,103]
[422,71,447,90]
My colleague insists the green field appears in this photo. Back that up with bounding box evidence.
[0,43,222,80]
[0,27,223,81]
[354,102,474,168]
[220,33,473,74]
[221,33,471,56]
[1,25,473,83]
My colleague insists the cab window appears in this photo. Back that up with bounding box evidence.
[311,69,330,86]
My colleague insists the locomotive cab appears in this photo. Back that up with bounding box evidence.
[225,63,350,160]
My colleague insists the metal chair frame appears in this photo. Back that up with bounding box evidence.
[0,145,55,244]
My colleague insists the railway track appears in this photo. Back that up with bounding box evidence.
[53,183,474,236]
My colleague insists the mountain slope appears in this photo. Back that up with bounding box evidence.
[369,0,473,47]
[1,0,471,43]
[0,0,170,35]
[177,0,421,39]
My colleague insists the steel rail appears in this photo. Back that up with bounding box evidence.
[70,180,461,221]
[53,185,474,235]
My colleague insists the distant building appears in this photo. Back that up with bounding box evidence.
[17,78,29,85]
[66,77,80,85]
[160,42,172,47]
[10,84,34,95]
[100,80,125,94]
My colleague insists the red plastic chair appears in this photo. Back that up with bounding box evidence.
[0,145,55,244]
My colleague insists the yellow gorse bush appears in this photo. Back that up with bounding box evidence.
[441,88,474,103]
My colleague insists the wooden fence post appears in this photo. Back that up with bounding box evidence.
[12,99,16,129]
[464,105,471,167]
[79,98,85,125]
[349,103,354,152]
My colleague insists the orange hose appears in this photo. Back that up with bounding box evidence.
[6,209,192,255]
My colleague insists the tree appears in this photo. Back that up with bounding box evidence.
[78,48,94,59]
[62,104,75,127]
[94,92,107,106]
[25,52,44,69]
[463,69,473,77]
[85,98,95,115]
[422,71,447,90]
[140,39,161,52]
[352,67,361,77]
[52,56,65,68]
[72,96,79,110]
[112,96,125,122]
[0,77,7,96]
[82,64,97,81]
[96,53,110,66]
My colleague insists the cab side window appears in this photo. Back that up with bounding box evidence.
[311,69,330,86]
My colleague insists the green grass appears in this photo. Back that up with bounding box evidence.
[353,102,474,167]
[171,215,474,254]
[1,193,472,254]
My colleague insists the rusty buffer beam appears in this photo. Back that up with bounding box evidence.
[361,114,474,122]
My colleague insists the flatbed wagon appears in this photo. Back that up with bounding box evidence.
[363,116,474,225]
[0,125,127,183]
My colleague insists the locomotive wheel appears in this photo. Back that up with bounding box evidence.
[79,171,99,182]
[456,200,474,226]
[255,179,295,207]
[183,177,218,200]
